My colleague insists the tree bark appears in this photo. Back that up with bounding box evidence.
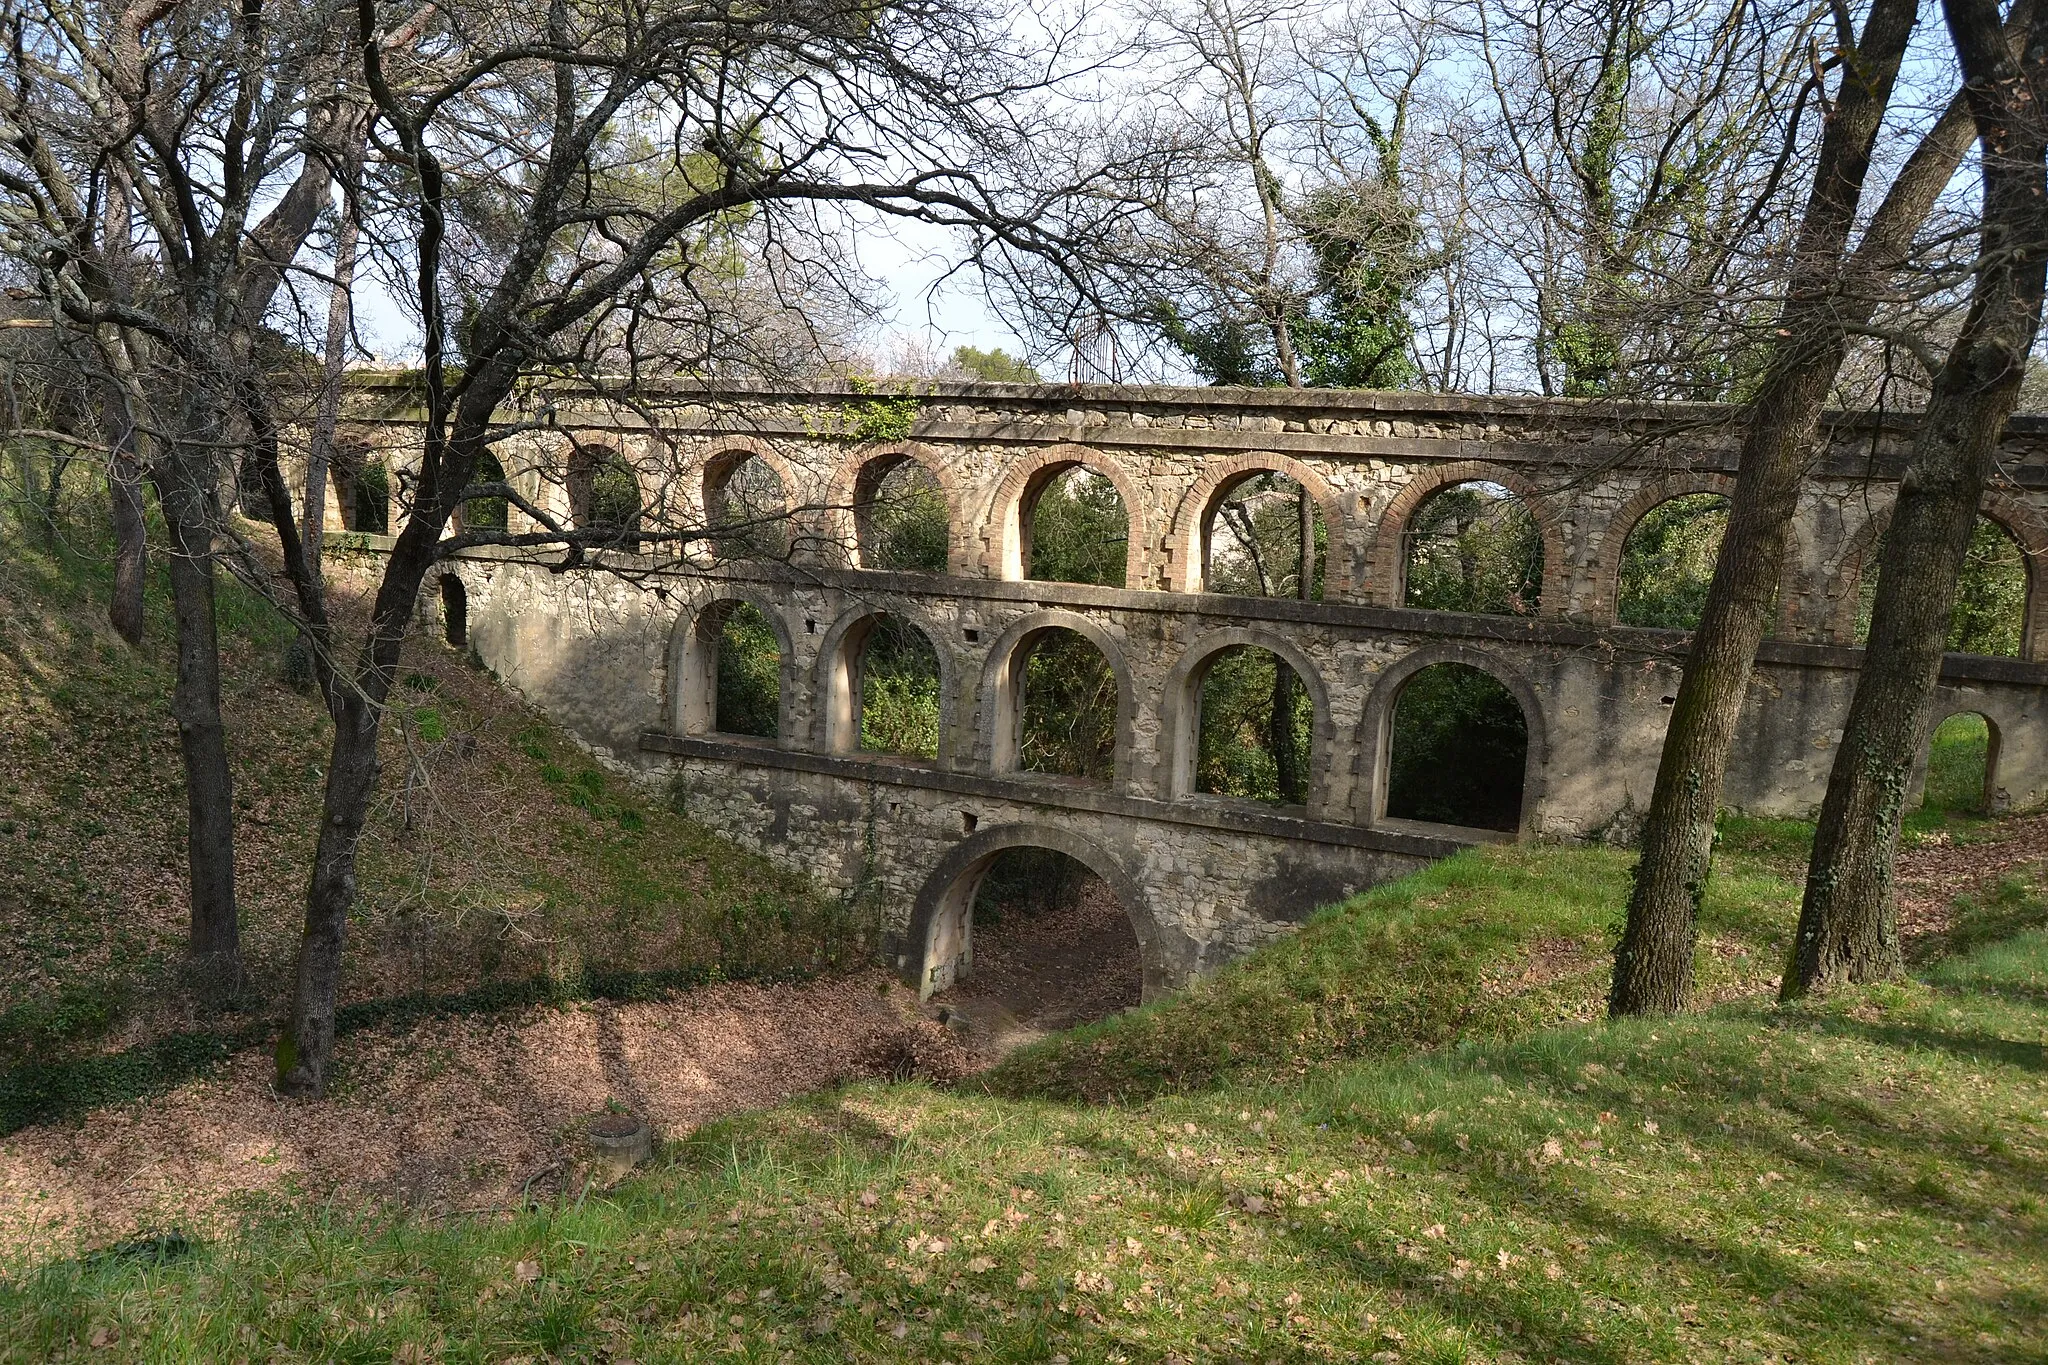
[302,170,363,583]
[1789,0,2048,998]
[154,444,240,989]
[104,386,149,647]
[1611,0,1945,1015]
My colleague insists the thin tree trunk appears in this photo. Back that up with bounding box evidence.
[1270,664,1302,805]
[105,387,148,647]
[155,447,240,989]
[1789,0,2048,998]
[1611,0,1942,1015]
[303,183,361,582]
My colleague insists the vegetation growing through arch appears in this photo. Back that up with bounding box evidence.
[1384,663,1528,832]
[461,451,511,533]
[1196,646,1312,805]
[860,461,949,573]
[1618,493,1728,628]
[713,604,781,738]
[1205,472,1324,600]
[1921,713,1995,816]
[858,616,942,759]
[1403,482,1542,615]
[711,456,790,560]
[1019,630,1117,782]
[1856,516,2029,657]
[1027,469,1127,587]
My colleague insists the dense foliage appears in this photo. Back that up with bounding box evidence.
[1617,493,1727,628]
[1196,646,1311,805]
[1027,469,1128,587]
[857,616,942,759]
[1857,515,2029,656]
[1384,663,1529,831]
[860,461,949,573]
[1403,482,1543,615]
[713,604,781,738]
[1020,631,1118,781]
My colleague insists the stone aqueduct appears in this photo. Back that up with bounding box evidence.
[333,378,2048,998]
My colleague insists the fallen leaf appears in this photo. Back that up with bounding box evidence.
[512,1260,541,1283]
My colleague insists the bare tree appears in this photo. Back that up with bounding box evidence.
[1788,0,2048,996]
[236,0,1142,1094]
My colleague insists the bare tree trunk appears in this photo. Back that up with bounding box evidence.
[1270,664,1302,804]
[1789,0,2048,998]
[1612,0,1929,1015]
[154,445,240,989]
[302,179,361,583]
[104,387,148,647]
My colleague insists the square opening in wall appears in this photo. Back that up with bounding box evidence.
[964,628,980,642]
[961,811,978,833]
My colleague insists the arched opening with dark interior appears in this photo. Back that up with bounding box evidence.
[460,449,510,532]
[1403,481,1542,615]
[706,452,790,560]
[568,444,639,533]
[1202,470,1324,599]
[1193,644,1313,806]
[1024,465,1129,587]
[439,574,467,648]
[1383,662,1529,832]
[1920,711,2000,817]
[1618,492,1728,628]
[924,847,1142,1051]
[1855,515,2030,657]
[1005,627,1118,782]
[854,455,949,572]
[825,613,944,760]
[333,442,389,534]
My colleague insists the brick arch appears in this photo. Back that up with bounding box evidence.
[665,590,799,744]
[972,608,1136,784]
[1816,490,2048,659]
[1353,641,1550,837]
[1164,452,1353,599]
[978,443,1151,588]
[811,602,958,760]
[1587,472,1737,624]
[1365,461,1570,616]
[821,441,965,573]
[901,821,1168,1000]
[1157,626,1340,818]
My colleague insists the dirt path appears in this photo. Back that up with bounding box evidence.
[927,876,1142,1061]
[1894,812,2048,939]
[0,972,966,1263]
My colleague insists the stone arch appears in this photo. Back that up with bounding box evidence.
[665,590,799,742]
[974,608,1135,782]
[980,443,1151,587]
[1817,491,2048,659]
[901,821,1166,1001]
[812,604,955,760]
[438,573,467,648]
[1589,472,1737,623]
[699,436,801,550]
[1913,698,2005,814]
[823,441,964,572]
[1354,641,1549,835]
[1158,627,1339,815]
[1166,453,1352,598]
[1366,461,1569,615]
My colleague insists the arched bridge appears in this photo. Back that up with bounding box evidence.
[332,379,2048,997]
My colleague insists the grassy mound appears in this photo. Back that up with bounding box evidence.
[985,833,1801,1103]
[3,881,2043,1362]
[0,507,867,1128]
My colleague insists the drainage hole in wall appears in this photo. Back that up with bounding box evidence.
[1660,696,1676,706]
[964,628,980,642]
[961,811,979,833]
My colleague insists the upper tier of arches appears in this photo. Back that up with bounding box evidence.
[428,426,2048,663]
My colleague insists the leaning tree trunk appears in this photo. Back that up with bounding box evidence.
[1611,0,1936,1015]
[1789,0,2048,998]
[302,163,363,584]
[105,390,149,647]
[154,447,240,989]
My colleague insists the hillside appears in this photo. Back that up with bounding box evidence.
[0,512,878,1132]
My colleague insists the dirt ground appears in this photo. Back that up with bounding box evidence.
[926,874,1144,1059]
[1894,810,2048,939]
[0,973,968,1262]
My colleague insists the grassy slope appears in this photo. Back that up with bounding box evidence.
[0,513,864,1125]
[3,840,2042,1362]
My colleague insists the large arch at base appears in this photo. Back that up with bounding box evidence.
[902,822,1165,1003]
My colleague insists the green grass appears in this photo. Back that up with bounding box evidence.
[3,877,2042,1362]
[984,838,1797,1104]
